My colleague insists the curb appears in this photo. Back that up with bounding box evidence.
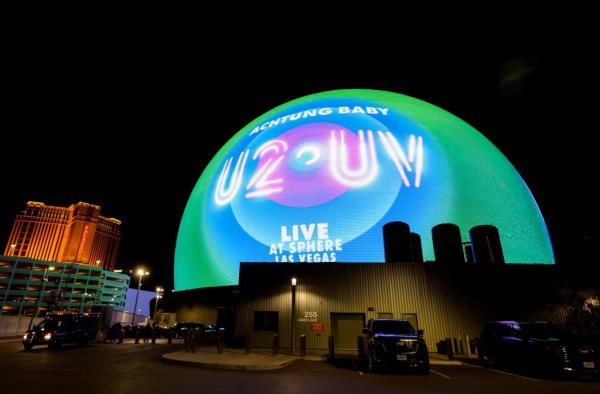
[160,354,296,371]
[430,359,463,366]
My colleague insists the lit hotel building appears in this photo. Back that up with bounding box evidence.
[1,202,129,335]
[3,201,121,270]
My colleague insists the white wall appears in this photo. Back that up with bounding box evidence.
[0,316,43,337]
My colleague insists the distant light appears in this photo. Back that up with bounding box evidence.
[291,277,297,286]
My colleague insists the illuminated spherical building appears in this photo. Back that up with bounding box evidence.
[175,89,553,291]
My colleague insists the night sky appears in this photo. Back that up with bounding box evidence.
[2,30,597,291]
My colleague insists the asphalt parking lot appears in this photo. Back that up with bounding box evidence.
[1,340,598,394]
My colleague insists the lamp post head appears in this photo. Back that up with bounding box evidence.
[291,277,297,286]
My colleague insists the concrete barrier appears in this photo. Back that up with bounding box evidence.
[0,316,42,337]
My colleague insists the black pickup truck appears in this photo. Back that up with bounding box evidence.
[22,313,100,350]
[361,318,430,373]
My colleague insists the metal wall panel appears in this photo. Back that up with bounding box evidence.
[235,263,568,351]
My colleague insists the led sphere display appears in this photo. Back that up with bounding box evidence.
[175,90,554,290]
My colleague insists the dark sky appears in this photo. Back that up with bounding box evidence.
[2,29,597,291]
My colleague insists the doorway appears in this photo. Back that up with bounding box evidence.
[401,313,418,330]
[331,313,365,351]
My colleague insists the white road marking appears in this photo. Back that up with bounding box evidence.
[430,369,452,379]
[351,360,364,375]
[486,367,540,382]
[463,361,540,382]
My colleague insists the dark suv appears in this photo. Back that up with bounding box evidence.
[22,313,99,350]
[361,318,429,373]
[479,320,599,377]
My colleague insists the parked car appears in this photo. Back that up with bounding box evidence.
[361,318,429,373]
[173,322,216,339]
[22,313,100,350]
[478,320,599,377]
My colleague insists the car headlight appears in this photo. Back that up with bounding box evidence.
[397,340,418,352]
[44,333,53,341]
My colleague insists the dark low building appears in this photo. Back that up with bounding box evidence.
[170,261,596,353]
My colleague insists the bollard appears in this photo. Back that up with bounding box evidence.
[357,336,365,360]
[185,329,192,352]
[134,327,140,344]
[445,338,454,360]
[328,336,335,360]
[453,337,459,356]
[272,333,279,356]
[217,328,225,354]
[244,335,251,355]
[167,328,172,344]
[465,335,471,357]
[118,328,124,344]
[300,335,306,357]
[191,330,199,353]
[457,336,463,355]
[152,327,157,345]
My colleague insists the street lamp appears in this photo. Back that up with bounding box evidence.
[29,265,55,330]
[153,287,164,321]
[291,277,297,354]
[131,268,149,327]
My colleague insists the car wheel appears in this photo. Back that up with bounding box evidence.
[48,340,61,350]
[417,362,430,375]
[23,342,33,351]
[484,353,496,367]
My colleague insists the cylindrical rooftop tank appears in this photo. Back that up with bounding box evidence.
[410,232,424,263]
[432,223,465,264]
[383,221,412,263]
[469,225,505,265]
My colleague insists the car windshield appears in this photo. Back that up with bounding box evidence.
[371,320,414,334]
[521,323,563,340]
[37,319,62,330]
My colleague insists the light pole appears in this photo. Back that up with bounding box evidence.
[131,268,149,327]
[153,287,164,321]
[29,265,54,330]
[291,277,297,354]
